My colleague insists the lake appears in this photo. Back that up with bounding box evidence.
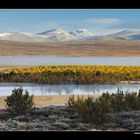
[0,55,140,66]
[1,56,140,96]
[0,83,140,96]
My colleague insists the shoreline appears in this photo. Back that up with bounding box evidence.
[0,94,101,109]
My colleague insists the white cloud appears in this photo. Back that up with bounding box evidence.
[84,18,121,25]
[25,18,122,34]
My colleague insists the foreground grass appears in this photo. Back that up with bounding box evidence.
[0,65,140,83]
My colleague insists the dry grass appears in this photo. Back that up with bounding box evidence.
[1,39,140,56]
[0,94,101,109]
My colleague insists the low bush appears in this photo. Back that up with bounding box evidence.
[67,90,140,124]
[67,95,108,124]
[5,88,35,116]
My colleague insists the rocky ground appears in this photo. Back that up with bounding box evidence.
[0,106,139,131]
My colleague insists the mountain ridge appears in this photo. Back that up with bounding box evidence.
[0,29,140,42]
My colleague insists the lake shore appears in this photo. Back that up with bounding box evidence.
[0,94,131,131]
[0,94,140,131]
[0,94,101,109]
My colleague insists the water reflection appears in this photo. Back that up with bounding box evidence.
[0,83,140,96]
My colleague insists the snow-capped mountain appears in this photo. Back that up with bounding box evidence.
[69,29,94,38]
[1,29,140,42]
[38,28,76,41]
[84,29,140,41]
[0,28,94,42]
[38,28,94,41]
[0,32,30,42]
[106,30,140,40]
[0,32,43,42]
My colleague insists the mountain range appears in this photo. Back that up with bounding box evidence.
[0,28,140,42]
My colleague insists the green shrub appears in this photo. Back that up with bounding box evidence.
[124,92,140,111]
[67,95,76,109]
[67,95,85,116]
[5,88,35,116]
[67,95,108,124]
[110,89,125,112]
[97,92,113,113]
[67,90,140,124]
[78,96,95,123]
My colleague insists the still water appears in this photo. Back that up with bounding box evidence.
[0,56,140,66]
[0,83,140,96]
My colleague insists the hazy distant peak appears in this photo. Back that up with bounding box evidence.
[112,30,134,36]
[1,28,140,42]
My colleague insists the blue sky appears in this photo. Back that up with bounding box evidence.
[0,9,140,35]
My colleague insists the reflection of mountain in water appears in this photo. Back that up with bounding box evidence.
[0,83,140,96]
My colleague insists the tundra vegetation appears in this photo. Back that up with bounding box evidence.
[67,89,140,124]
[0,65,140,83]
[0,88,140,130]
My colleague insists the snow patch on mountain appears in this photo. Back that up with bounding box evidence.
[107,30,140,40]
[1,29,140,42]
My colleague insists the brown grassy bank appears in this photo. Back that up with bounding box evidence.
[0,94,101,109]
[1,39,140,56]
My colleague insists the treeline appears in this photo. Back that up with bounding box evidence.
[0,65,140,84]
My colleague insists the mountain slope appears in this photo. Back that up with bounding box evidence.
[69,29,94,39]
[38,28,76,41]
[0,32,31,42]
[38,28,94,41]
[1,29,140,42]
[106,30,140,40]
[0,28,94,42]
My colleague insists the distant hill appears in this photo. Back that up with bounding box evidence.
[0,29,140,42]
